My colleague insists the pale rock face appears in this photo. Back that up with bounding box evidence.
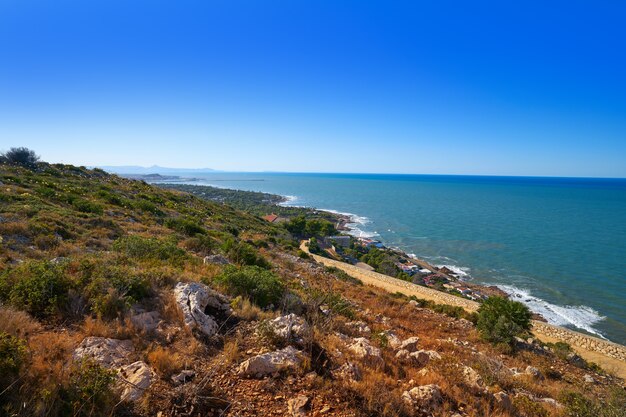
[462,366,484,389]
[73,337,134,368]
[238,346,303,378]
[345,321,371,336]
[174,282,231,337]
[583,374,596,384]
[395,349,411,360]
[399,337,420,352]
[130,311,161,332]
[118,361,156,402]
[266,314,310,342]
[401,384,443,412]
[410,350,441,366]
[348,337,383,367]
[287,395,310,416]
[171,370,196,386]
[203,254,230,265]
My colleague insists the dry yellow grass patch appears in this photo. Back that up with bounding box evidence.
[147,346,182,377]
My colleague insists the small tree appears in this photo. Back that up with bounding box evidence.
[0,147,40,167]
[476,296,532,347]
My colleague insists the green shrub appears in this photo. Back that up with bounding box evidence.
[72,198,104,214]
[60,359,117,417]
[0,261,69,318]
[165,216,206,236]
[222,238,270,268]
[476,296,531,346]
[182,235,217,255]
[433,303,465,319]
[112,235,188,265]
[214,265,284,308]
[0,333,27,381]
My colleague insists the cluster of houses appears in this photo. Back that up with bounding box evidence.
[355,237,385,249]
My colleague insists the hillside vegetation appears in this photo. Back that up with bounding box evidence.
[0,157,624,417]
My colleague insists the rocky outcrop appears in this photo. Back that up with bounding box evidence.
[174,282,231,337]
[398,337,420,352]
[462,366,483,389]
[411,350,441,366]
[493,391,512,410]
[203,254,230,265]
[130,311,161,333]
[238,346,304,378]
[348,338,383,367]
[266,314,310,342]
[73,337,134,368]
[378,330,401,349]
[118,361,156,402]
[524,366,544,380]
[401,384,443,413]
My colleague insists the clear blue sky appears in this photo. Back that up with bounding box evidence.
[1,1,625,177]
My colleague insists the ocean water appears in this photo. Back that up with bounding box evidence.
[165,173,626,344]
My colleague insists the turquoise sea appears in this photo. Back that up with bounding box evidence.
[164,173,626,344]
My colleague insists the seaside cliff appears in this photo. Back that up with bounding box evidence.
[0,159,624,417]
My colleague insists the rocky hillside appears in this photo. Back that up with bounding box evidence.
[0,161,624,417]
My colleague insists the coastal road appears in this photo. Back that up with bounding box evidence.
[300,241,626,380]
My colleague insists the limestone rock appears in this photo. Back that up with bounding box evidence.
[118,361,156,402]
[348,338,383,367]
[401,384,443,412]
[410,350,441,366]
[379,330,401,349]
[203,254,230,265]
[238,346,303,378]
[583,374,596,384]
[395,349,411,360]
[174,282,231,337]
[462,366,483,388]
[266,314,310,342]
[287,395,310,416]
[130,311,161,333]
[399,337,420,352]
[73,337,134,368]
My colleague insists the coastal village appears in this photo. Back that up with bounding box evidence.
[317,234,496,302]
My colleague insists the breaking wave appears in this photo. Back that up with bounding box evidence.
[497,284,606,338]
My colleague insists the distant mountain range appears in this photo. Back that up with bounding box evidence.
[96,165,216,175]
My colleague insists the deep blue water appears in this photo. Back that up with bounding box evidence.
[164,173,626,344]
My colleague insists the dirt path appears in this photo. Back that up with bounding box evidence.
[300,241,626,379]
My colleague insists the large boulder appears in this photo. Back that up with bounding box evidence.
[238,346,304,378]
[265,314,310,342]
[174,282,231,337]
[73,337,134,368]
[118,361,156,402]
[203,254,230,265]
[401,384,443,413]
[348,338,383,367]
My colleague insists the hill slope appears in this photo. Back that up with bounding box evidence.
[0,161,624,417]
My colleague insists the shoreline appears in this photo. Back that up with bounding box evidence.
[300,240,626,379]
[155,180,611,342]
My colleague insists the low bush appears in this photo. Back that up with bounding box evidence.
[72,198,104,214]
[112,235,188,265]
[476,296,532,347]
[60,359,118,417]
[0,260,70,318]
[222,238,270,268]
[214,265,284,308]
[165,216,206,236]
[0,332,27,384]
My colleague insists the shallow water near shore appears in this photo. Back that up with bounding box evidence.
[164,173,626,344]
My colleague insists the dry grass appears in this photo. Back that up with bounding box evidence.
[222,337,241,364]
[0,306,41,337]
[82,316,135,339]
[147,346,182,377]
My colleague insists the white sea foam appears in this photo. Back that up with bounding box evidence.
[497,285,606,338]
[278,195,298,206]
[318,208,379,238]
[436,264,471,277]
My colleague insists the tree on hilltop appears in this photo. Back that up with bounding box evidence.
[0,147,40,167]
